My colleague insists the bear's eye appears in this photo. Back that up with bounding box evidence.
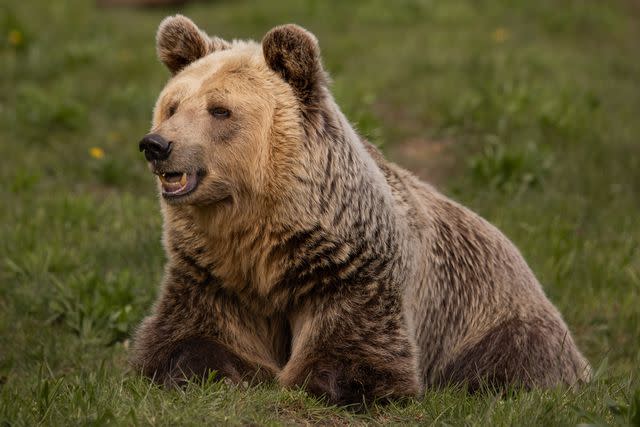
[208,107,230,119]
[167,104,177,118]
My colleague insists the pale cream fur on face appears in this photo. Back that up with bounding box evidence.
[149,42,311,295]
[150,43,304,210]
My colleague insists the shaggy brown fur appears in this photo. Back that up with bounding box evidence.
[131,15,591,405]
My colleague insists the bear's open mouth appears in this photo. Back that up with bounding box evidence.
[157,172,199,197]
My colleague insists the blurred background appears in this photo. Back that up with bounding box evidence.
[1,0,639,424]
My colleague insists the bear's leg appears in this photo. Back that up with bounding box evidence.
[164,337,265,387]
[132,313,278,387]
[278,293,422,406]
[131,277,281,386]
[439,316,590,391]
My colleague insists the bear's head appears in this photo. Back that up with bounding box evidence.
[139,16,339,212]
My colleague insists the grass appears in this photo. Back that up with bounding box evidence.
[1,0,639,425]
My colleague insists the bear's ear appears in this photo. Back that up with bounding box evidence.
[262,24,326,104]
[156,15,230,75]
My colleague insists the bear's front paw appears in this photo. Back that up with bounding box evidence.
[304,365,367,406]
[283,360,419,407]
[165,337,253,387]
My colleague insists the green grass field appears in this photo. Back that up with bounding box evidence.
[2,0,639,425]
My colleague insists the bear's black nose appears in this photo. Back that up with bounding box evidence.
[139,133,172,162]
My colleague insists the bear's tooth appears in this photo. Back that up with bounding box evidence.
[180,173,187,187]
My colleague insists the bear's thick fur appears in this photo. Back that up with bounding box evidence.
[131,15,591,405]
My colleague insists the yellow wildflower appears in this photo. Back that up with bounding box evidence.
[492,27,510,43]
[8,30,23,47]
[90,147,105,159]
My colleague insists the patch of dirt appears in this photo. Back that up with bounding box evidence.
[387,137,457,187]
[372,100,457,186]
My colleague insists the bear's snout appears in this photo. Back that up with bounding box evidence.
[139,133,172,162]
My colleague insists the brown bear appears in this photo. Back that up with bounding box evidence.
[131,15,591,405]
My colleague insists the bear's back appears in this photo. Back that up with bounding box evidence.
[361,139,590,387]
